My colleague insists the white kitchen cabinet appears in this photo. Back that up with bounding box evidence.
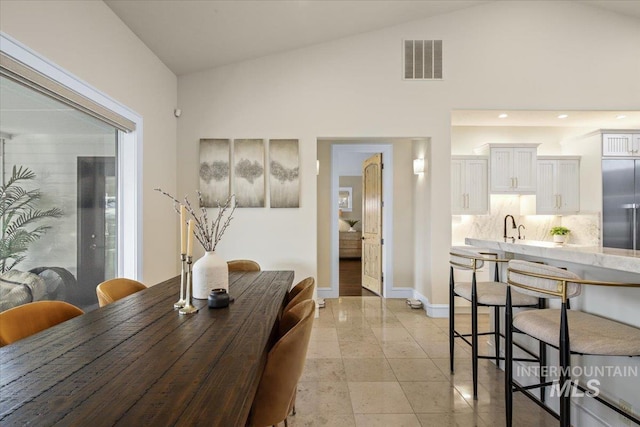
[602,133,640,157]
[479,144,538,193]
[451,156,488,214]
[536,157,580,214]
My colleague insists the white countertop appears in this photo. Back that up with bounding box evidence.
[465,238,640,275]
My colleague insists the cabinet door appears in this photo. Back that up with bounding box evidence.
[557,159,580,213]
[603,134,634,156]
[465,159,488,214]
[634,134,640,155]
[490,147,514,192]
[536,160,557,214]
[451,159,465,214]
[512,147,537,192]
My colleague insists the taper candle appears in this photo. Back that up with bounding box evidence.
[180,205,187,255]
[186,219,194,257]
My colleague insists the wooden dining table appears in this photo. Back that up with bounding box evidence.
[0,270,294,427]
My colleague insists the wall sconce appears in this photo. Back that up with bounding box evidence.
[316,160,320,175]
[413,158,425,175]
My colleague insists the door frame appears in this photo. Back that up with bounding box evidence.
[327,143,394,298]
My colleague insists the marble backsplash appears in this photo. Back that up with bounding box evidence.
[452,195,600,246]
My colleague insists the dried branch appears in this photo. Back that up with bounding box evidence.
[155,188,237,252]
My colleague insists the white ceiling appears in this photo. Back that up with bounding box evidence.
[104,0,640,76]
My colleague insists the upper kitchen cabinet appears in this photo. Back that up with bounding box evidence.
[536,156,580,214]
[477,144,539,193]
[451,156,488,215]
[602,132,640,157]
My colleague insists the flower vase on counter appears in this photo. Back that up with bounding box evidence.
[192,251,229,299]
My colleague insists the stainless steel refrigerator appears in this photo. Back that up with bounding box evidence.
[602,159,640,250]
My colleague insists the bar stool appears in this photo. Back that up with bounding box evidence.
[449,246,541,399]
[505,260,640,426]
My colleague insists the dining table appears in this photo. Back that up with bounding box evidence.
[0,270,294,426]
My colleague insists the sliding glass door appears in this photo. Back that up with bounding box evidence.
[0,75,119,310]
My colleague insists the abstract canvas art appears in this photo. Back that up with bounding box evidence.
[233,139,265,207]
[199,138,230,207]
[269,139,300,208]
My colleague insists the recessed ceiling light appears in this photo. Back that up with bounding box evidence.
[616,115,627,119]
[498,113,508,119]
[557,114,568,119]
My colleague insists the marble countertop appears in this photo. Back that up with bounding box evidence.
[465,238,640,275]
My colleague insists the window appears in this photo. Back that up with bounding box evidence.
[0,34,141,312]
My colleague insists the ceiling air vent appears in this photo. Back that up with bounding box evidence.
[404,40,442,80]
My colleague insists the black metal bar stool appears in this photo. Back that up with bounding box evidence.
[505,259,640,426]
[449,246,542,400]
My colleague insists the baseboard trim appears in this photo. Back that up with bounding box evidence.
[412,290,449,318]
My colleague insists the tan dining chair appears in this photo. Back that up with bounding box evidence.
[0,300,84,346]
[227,259,261,272]
[283,277,314,314]
[96,278,147,307]
[248,299,315,427]
[505,260,640,427]
[285,276,314,304]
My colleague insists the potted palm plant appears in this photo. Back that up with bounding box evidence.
[0,166,63,273]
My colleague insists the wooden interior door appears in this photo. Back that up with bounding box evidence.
[362,153,382,295]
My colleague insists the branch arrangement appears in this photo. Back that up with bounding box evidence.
[155,188,237,252]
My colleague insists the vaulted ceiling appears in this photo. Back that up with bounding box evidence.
[104,0,640,76]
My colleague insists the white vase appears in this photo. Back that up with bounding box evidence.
[553,235,566,244]
[192,251,228,299]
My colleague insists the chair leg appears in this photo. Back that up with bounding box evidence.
[505,286,513,427]
[471,272,479,400]
[449,266,455,373]
[494,306,500,367]
[539,297,547,404]
[559,302,571,427]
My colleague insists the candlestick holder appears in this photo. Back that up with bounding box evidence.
[173,253,187,309]
[179,256,199,315]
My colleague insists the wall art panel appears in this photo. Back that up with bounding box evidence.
[233,139,265,207]
[269,139,300,208]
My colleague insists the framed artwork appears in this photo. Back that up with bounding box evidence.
[269,139,299,208]
[233,139,265,207]
[338,187,352,212]
[199,139,230,207]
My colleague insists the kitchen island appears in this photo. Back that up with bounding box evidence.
[465,238,640,275]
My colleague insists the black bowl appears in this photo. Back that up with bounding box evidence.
[208,288,230,308]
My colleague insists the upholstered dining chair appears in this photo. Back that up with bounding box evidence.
[449,246,541,400]
[248,299,315,427]
[283,277,314,314]
[227,259,261,272]
[285,276,314,304]
[0,300,84,346]
[96,278,147,307]
[505,260,640,427]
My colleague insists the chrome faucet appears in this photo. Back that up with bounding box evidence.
[517,224,526,240]
[504,215,517,241]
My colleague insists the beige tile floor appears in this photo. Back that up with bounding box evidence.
[289,297,557,427]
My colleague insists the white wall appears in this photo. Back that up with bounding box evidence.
[178,1,640,305]
[0,0,178,286]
